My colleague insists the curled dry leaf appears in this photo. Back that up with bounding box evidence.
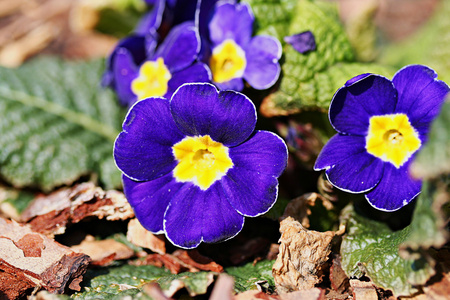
[272,217,338,293]
[71,235,134,266]
[127,218,166,254]
[0,217,90,299]
[349,279,378,300]
[329,255,350,294]
[281,192,334,228]
[21,182,134,236]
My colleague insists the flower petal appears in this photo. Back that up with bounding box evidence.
[154,22,200,73]
[315,134,367,170]
[244,35,282,90]
[325,152,384,193]
[208,2,253,47]
[135,0,165,35]
[214,77,245,92]
[229,131,288,178]
[392,65,449,137]
[365,161,422,211]
[112,48,140,106]
[170,83,256,146]
[166,62,211,99]
[114,97,185,181]
[123,174,183,233]
[221,166,279,217]
[329,74,397,135]
[284,31,316,54]
[164,183,245,249]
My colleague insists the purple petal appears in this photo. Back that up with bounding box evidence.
[154,22,200,73]
[365,160,422,211]
[325,152,384,193]
[102,35,148,89]
[166,62,211,99]
[112,48,139,106]
[114,98,185,181]
[214,77,245,91]
[196,0,220,38]
[135,0,165,35]
[284,31,316,54]
[123,174,183,233]
[392,65,449,138]
[315,134,367,170]
[164,183,245,249]
[221,166,279,217]
[229,131,288,178]
[170,83,256,146]
[315,134,384,193]
[244,35,282,90]
[208,2,253,47]
[329,74,397,135]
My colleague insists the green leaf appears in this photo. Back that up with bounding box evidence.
[400,180,449,256]
[258,0,395,115]
[157,272,216,296]
[411,98,450,179]
[243,0,298,42]
[340,205,434,296]
[72,264,171,299]
[225,260,275,293]
[380,1,450,84]
[0,57,126,191]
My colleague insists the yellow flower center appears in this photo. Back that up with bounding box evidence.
[172,135,234,190]
[131,57,172,100]
[210,39,247,83]
[366,114,421,168]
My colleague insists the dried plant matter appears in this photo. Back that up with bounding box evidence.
[272,217,337,293]
[21,182,134,236]
[0,217,90,299]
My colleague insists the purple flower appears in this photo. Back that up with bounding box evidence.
[314,65,449,211]
[284,31,316,54]
[203,2,282,91]
[114,83,288,248]
[106,21,211,107]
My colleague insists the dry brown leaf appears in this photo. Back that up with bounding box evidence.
[0,217,90,299]
[272,217,337,293]
[329,255,350,294]
[127,218,166,254]
[234,290,280,300]
[21,182,134,236]
[279,288,325,300]
[281,193,334,228]
[71,235,134,266]
[173,249,224,273]
[349,279,378,300]
[163,272,215,298]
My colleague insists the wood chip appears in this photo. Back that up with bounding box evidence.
[349,279,378,300]
[329,255,350,294]
[0,217,90,298]
[21,182,134,236]
[71,235,134,266]
[272,217,336,293]
[127,218,166,254]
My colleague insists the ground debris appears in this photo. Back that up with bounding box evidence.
[0,217,90,299]
[21,182,134,236]
[127,218,166,254]
[272,217,338,293]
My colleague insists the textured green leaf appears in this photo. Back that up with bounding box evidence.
[411,98,450,179]
[380,0,450,84]
[243,0,298,42]
[259,0,395,115]
[157,272,216,296]
[266,62,394,114]
[225,260,275,293]
[0,58,126,191]
[400,180,449,256]
[72,264,171,299]
[340,205,434,296]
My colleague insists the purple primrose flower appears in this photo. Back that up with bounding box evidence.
[204,1,282,91]
[315,65,449,211]
[107,21,210,107]
[114,83,288,248]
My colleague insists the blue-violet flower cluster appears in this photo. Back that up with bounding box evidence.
[315,65,449,211]
[114,83,288,248]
